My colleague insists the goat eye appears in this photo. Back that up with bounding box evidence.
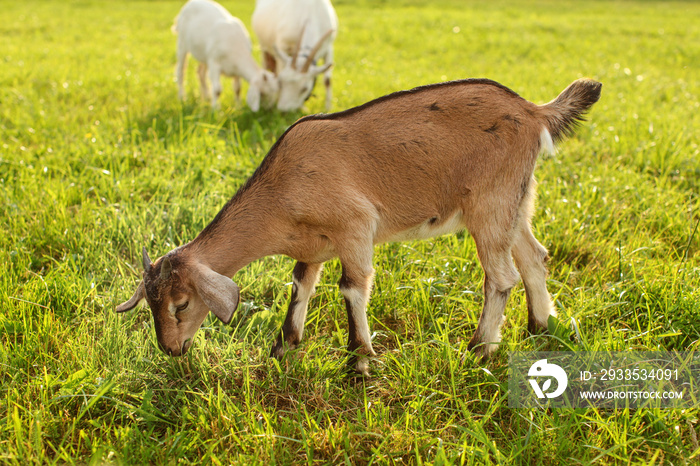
[175,302,189,313]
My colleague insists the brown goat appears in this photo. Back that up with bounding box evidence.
[116,78,602,375]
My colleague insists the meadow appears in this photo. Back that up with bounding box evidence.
[1,0,700,463]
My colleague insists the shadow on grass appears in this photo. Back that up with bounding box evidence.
[126,98,306,152]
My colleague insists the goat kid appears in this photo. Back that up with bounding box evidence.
[116,78,602,376]
[174,0,279,111]
[252,0,337,111]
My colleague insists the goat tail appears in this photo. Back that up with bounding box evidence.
[540,78,602,143]
[171,14,179,35]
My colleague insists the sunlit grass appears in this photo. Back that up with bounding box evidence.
[1,0,699,463]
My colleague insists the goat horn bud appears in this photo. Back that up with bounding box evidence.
[142,247,152,272]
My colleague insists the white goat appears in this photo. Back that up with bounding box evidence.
[252,0,337,111]
[117,78,602,376]
[174,0,279,111]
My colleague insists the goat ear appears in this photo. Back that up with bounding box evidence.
[116,281,145,313]
[311,62,333,76]
[247,85,261,112]
[160,256,172,280]
[192,265,240,324]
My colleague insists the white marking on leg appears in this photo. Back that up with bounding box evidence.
[513,227,556,327]
[479,281,514,353]
[472,251,519,357]
[479,313,506,355]
[291,275,317,340]
[512,182,556,329]
[340,286,376,356]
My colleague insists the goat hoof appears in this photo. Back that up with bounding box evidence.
[345,364,370,380]
[270,339,289,359]
[527,319,549,335]
[467,338,496,362]
[345,353,372,378]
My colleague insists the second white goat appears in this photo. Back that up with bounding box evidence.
[174,0,278,111]
[252,0,337,112]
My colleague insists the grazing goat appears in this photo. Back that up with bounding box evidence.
[116,78,602,376]
[174,0,278,111]
[252,0,337,111]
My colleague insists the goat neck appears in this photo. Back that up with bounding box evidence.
[186,182,284,277]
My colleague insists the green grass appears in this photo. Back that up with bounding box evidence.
[2,0,700,463]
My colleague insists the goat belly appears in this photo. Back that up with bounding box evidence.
[379,210,464,243]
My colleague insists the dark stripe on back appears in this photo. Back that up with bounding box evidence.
[305,78,522,123]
